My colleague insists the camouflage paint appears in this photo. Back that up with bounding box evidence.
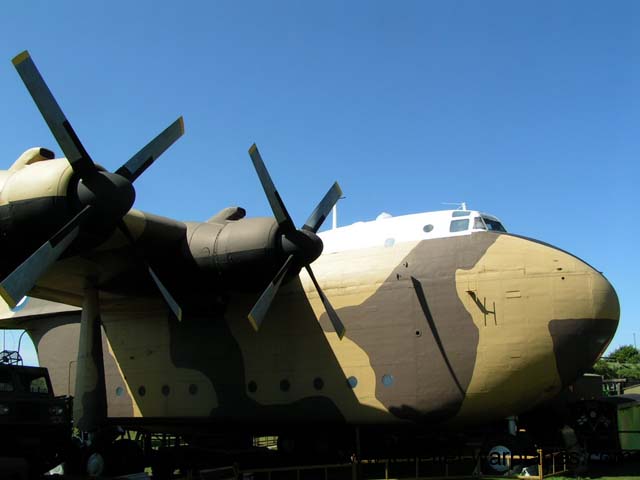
[3,230,619,433]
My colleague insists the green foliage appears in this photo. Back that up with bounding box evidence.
[617,364,640,380]
[609,345,640,364]
[593,358,618,379]
[593,346,640,380]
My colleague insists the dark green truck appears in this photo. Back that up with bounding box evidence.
[0,351,72,475]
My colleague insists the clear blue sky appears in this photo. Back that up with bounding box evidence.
[0,1,637,365]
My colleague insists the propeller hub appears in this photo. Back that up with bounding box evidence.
[281,229,323,265]
[76,171,136,220]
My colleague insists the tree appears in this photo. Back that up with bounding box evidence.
[592,345,640,382]
[593,358,618,379]
[618,365,640,380]
[608,345,640,364]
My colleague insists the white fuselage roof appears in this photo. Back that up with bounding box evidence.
[318,210,505,254]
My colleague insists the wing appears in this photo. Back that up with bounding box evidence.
[27,209,188,310]
[0,296,79,329]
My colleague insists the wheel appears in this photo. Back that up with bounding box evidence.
[481,433,537,475]
[104,439,146,476]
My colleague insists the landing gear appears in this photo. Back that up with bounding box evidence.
[480,419,537,476]
[63,430,148,477]
[277,429,353,463]
[103,439,146,476]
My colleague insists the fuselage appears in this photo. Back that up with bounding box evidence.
[21,206,619,431]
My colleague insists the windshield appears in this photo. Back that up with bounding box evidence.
[18,371,50,394]
[482,217,506,232]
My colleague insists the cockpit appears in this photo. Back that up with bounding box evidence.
[319,208,508,254]
[448,211,507,234]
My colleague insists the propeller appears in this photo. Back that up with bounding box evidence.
[247,144,345,339]
[0,51,183,320]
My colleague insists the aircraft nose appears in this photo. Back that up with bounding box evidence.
[548,269,619,387]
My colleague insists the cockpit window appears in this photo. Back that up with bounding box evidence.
[452,211,470,217]
[473,217,486,230]
[482,217,506,232]
[449,219,469,232]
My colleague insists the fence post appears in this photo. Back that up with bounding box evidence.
[537,449,543,480]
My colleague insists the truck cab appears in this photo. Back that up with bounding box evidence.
[0,350,72,474]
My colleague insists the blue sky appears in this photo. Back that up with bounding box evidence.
[0,1,637,365]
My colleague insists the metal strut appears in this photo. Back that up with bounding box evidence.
[74,284,107,433]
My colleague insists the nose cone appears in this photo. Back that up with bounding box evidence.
[549,270,619,387]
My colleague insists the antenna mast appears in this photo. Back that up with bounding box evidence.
[332,204,337,230]
[442,202,467,210]
[332,196,346,230]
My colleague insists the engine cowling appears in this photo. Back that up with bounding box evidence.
[0,154,75,246]
[186,217,283,290]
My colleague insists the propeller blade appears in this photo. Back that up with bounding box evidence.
[12,51,96,178]
[248,254,294,332]
[305,265,346,339]
[117,221,183,321]
[302,182,343,233]
[115,117,185,182]
[248,144,296,236]
[0,205,92,307]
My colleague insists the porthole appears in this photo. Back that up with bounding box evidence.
[313,377,324,390]
[189,384,198,395]
[415,330,422,337]
[382,374,394,387]
[138,386,146,397]
[347,376,358,389]
[115,386,124,397]
[280,379,290,392]
[422,224,433,233]
[161,385,170,396]
[248,381,257,393]
[384,238,395,248]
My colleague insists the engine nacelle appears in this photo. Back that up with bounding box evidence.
[0,152,75,240]
[186,217,283,290]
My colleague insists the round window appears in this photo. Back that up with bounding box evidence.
[423,224,433,233]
